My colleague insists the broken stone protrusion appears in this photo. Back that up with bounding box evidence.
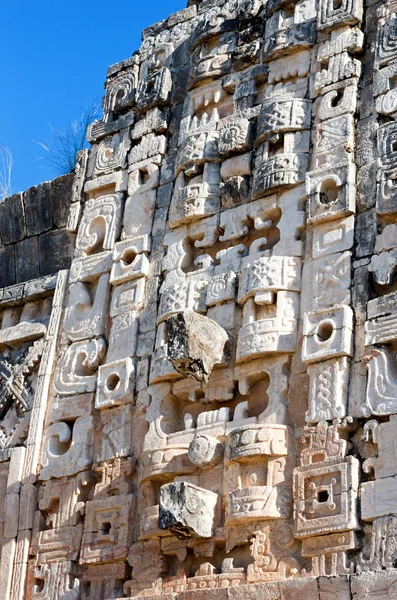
[166,310,229,382]
[158,481,218,539]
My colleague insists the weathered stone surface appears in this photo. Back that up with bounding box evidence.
[167,311,229,382]
[159,481,218,538]
[1,0,396,597]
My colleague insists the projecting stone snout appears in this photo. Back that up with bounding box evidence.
[166,310,229,383]
[158,481,218,539]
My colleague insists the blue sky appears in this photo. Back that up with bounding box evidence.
[1,0,186,194]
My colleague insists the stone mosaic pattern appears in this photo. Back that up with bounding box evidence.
[2,0,397,597]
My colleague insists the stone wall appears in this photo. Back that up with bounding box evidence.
[1,0,397,598]
[0,175,75,287]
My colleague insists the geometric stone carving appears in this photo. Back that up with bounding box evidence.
[63,275,110,342]
[311,252,351,309]
[313,28,363,94]
[306,357,349,423]
[93,131,131,176]
[302,305,353,364]
[53,338,107,395]
[362,417,397,480]
[169,163,220,229]
[32,562,80,600]
[80,494,134,563]
[238,256,302,305]
[294,455,359,537]
[227,424,293,462]
[247,524,299,583]
[188,434,223,467]
[103,69,137,122]
[317,0,363,32]
[95,358,135,409]
[136,68,172,112]
[159,482,218,539]
[75,194,123,256]
[109,278,146,318]
[365,292,397,346]
[377,121,397,216]
[237,291,300,361]
[228,484,292,523]
[40,415,94,480]
[166,311,229,382]
[256,98,312,146]
[110,236,150,286]
[361,477,397,522]
[294,421,359,545]
[96,404,132,462]
[307,163,356,224]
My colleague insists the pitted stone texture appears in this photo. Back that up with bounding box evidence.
[166,311,229,382]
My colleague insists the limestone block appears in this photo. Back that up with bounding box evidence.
[317,0,362,31]
[351,569,397,598]
[318,85,357,121]
[110,236,150,286]
[302,305,353,364]
[377,121,397,216]
[365,291,397,346]
[63,274,110,342]
[69,251,113,283]
[306,357,349,423]
[188,434,223,467]
[170,163,220,228]
[206,272,237,307]
[136,67,172,111]
[227,424,293,462]
[129,133,167,166]
[311,251,351,310]
[107,311,139,362]
[84,169,128,195]
[91,130,131,176]
[96,404,132,462]
[361,477,397,522]
[238,256,301,305]
[227,485,292,522]
[307,163,356,224]
[82,562,128,599]
[362,417,397,480]
[38,472,95,528]
[53,338,106,396]
[36,524,83,563]
[294,456,360,537]
[257,98,312,146]
[253,146,309,198]
[122,189,156,239]
[95,358,135,408]
[110,278,145,317]
[75,194,123,256]
[219,116,253,156]
[237,291,300,361]
[81,494,134,563]
[40,415,94,480]
[131,107,169,141]
[359,516,397,571]
[314,29,363,93]
[159,481,218,538]
[32,561,80,600]
[103,67,137,121]
[312,114,355,170]
[312,216,354,258]
[166,311,228,382]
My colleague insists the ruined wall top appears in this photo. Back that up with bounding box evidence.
[1,0,397,598]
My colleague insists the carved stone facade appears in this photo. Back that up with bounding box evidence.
[2,0,397,597]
